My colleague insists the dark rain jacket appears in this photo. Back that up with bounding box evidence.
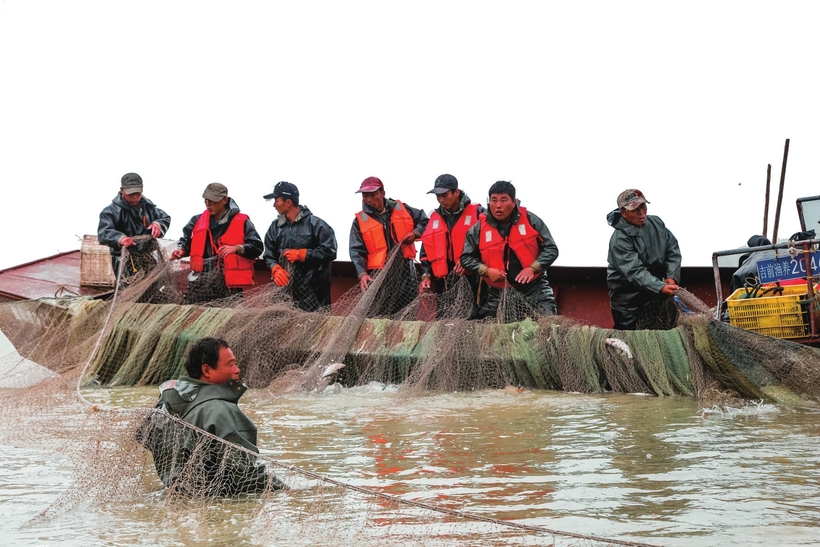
[419,191,485,278]
[263,205,338,310]
[461,203,559,315]
[98,194,171,271]
[138,377,269,495]
[731,235,774,293]
[348,198,428,278]
[606,209,681,313]
[176,198,264,268]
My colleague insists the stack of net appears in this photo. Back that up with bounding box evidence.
[2,240,820,546]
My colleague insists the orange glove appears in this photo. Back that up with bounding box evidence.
[271,264,290,287]
[282,248,307,263]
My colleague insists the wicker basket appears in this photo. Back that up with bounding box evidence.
[80,235,115,287]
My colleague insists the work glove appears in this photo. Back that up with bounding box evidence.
[271,264,290,287]
[282,248,307,263]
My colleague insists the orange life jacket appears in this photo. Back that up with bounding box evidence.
[190,211,255,288]
[477,207,542,288]
[356,200,417,270]
[420,203,479,278]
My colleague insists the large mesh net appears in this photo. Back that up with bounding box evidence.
[2,239,820,545]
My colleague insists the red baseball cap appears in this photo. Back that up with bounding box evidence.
[356,176,384,193]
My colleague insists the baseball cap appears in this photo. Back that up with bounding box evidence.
[356,176,384,193]
[428,174,458,194]
[203,183,229,202]
[121,173,143,194]
[263,181,300,201]
[617,189,650,211]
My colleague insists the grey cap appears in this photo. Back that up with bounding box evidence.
[121,173,143,194]
[203,183,229,202]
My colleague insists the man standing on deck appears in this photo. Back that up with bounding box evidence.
[138,336,284,494]
[349,176,428,315]
[418,174,486,318]
[97,172,171,279]
[606,189,681,330]
[170,183,264,303]
[262,181,337,311]
[460,180,559,319]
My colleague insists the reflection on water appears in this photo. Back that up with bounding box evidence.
[2,387,820,546]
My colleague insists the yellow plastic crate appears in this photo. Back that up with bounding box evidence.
[726,284,820,339]
[80,235,115,288]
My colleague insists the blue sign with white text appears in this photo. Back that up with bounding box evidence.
[757,252,820,283]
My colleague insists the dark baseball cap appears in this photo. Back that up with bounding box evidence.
[428,174,458,194]
[263,181,300,201]
[121,173,143,194]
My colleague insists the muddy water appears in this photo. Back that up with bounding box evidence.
[2,387,819,546]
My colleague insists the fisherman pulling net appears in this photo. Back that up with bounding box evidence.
[1,239,819,546]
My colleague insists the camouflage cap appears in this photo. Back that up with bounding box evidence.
[617,189,650,211]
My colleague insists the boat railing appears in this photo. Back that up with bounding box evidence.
[711,238,820,338]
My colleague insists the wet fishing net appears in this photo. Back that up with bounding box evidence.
[1,240,820,546]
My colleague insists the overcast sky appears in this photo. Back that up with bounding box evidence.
[2,1,819,272]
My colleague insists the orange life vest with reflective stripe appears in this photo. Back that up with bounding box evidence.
[477,207,542,288]
[356,201,417,270]
[420,203,479,278]
[190,211,255,288]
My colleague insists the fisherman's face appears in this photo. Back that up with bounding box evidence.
[205,197,229,218]
[273,196,293,215]
[362,189,386,212]
[201,346,240,385]
[621,203,647,228]
[436,189,460,212]
[489,193,515,223]
[120,189,142,207]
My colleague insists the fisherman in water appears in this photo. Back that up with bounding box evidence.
[606,189,681,330]
[138,336,285,495]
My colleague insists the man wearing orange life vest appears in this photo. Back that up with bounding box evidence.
[171,183,263,303]
[460,180,559,319]
[349,176,428,314]
[418,174,486,317]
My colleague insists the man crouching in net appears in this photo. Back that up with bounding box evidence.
[137,337,285,496]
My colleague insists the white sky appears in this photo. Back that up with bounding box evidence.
[2,1,819,271]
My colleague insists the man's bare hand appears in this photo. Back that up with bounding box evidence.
[359,274,373,292]
[515,267,538,284]
[486,268,507,285]
[660,284,680,296]
[218,245,238,258]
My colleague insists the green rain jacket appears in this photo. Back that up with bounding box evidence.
[606,209,681,313]
[138,377,272,495]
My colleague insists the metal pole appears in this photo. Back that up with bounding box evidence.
[771,139,790,249]
[763,163,771,239]
[802,242,817,336]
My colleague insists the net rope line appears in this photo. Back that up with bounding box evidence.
[56,241,668,547]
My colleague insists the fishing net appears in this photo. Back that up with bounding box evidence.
[1,239,820,546]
